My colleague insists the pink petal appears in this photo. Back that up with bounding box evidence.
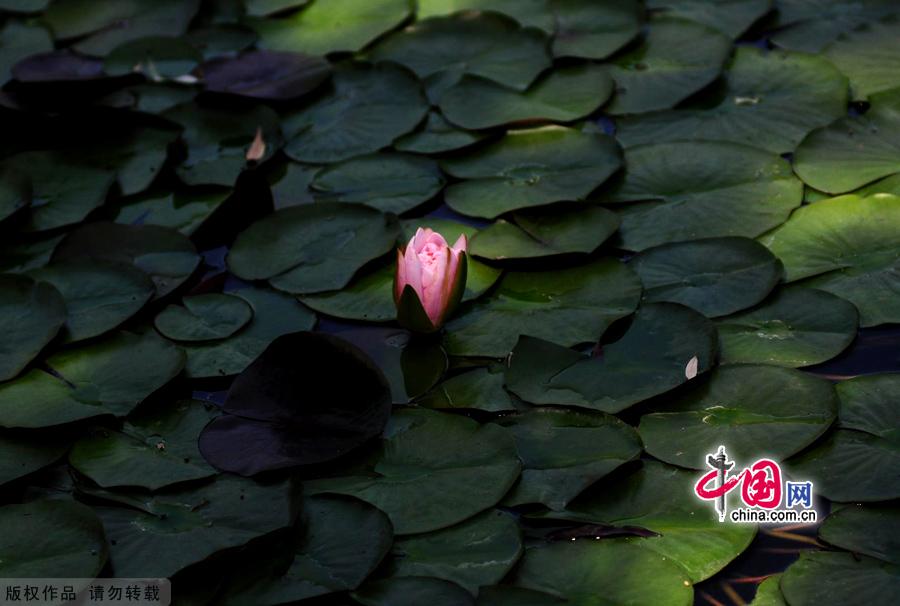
[403,242,424,300]
[394,248,406,304]
[412,227,430,253]
[451,233,468,253]
[422,246,450,325]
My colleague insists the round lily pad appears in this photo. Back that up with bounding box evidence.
[631,237,784,317]
[760,193,900,326]
[604,140,803,251]
[227,202,399,294]
[0,330,185,429]
[639,364,838,469]
[495,409,642,510]
[506,303,716,412]
[442,126,622,219]
[353,577,474,606]
[155,294,253,342]
[306,408,521,534]
[394,111,487,154]
[780,551,900,606]
[604,17,731,115]
[0,166,29,223]
[0,428,71,487]
[0,500,108,578]
[820,503,900,565]
[0,273,66,382]
[389,510,523,592]
[551,0,642,60]
[282,62,428,164]
[445,258,641,358]
[646,0,772,38]
[715,287,859,367]
[825,17,900,100]
[202,50,331,100]
[616,47,849,154]
[311,153,445,214]
[439,65,614,130]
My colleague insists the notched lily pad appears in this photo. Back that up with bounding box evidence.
[155,294,253,342]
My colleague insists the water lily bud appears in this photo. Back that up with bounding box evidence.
[394,227,468,333]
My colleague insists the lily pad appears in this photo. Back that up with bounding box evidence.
[769,0,897,53]
[786,373,900,501]
[0,330,185,429]
[283,62,428,163]
[439,65,614,130]
[29,260,156,344]
[506,303,716,412]
[780,551,900,606]
[605,140,803,251]
[0,273,66,382]
[475,586,566,606]
[227,202,399,294]
[52,222,200,298]
[417,0,555,32]
[825,17,900,100]
[0,428,71,486]
[0,165,29,223]
[495,409,642,510]
[243,0,310,17]
[307,408,521,534]
[604,17,731,115]
[69,399,218,490]
[442,126,622,219]
[750,574,787,606]
[820,503,900,565]
[550,0,642,60]
[110,188,232,235]
[104,36,202,80]
[760,193,900,326]
[715,287,859,367]
[389,510,523,592]
[616,47,849,154]
[445,258,641,357]
[202,50,331,100]
[311,153,445,214]
[155,294,253,342]
[639,364,838,469]
[353,577,474,606]
[251,0,411,55]
[0,20,53,83]
[631,237,784,317]
[394,111,487,154]
[646,0,772,38]
[269,162,317,208]
[79,126,181,198]
[419,365,514,412]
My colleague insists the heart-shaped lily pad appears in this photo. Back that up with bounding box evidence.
[646,0,771,38]
[506,303,716,413]
[639,364,838,468]
[394,111,487,154]
[825,17,900,100]
[780,551,900,606]
[820,503,900,565]
[0,273,66,382]
[445,258,641,357]
[0,330,185,429]
[550,0,642,59]
[442,126,622,219]
[155,294,253,342]
[307,408,521,534]
[631,237,784,317]
[202,50,331,100]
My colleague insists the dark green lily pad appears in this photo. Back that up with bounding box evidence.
[155,294,253,342]
[825,17,900,100]
[52,222,200,299]
[476,586,566,606]
[769,0,897,53]
[471,205,619,261]
[0,330,185,429]
[105,36,202,80]
[780,551,900,606]
[760,193,900,326]
[0,500,108,578]
[820,503,900,565]
[79,126,181,198]
[394,111,487,154]
[616,47,849,153]
[243,0,309,17]
[0,20,53,83]
[442,126,622,219]
[307,408,521,534]
[110,188,232,235]
[750,574,787,606]
[418,366,514,412]
[269,162,317,208]
[495,409,642,510]
[507,303,716,413]
[251,0,411,55]
[715,287,858,367]
[646,0,772,38]
[69,400,218,490]
[417,0,554,32]
[227,202,399,294]
[550,0,642,60]
[0,166,29,222]
[283,62,428,163]
[603,140,803,251]
[311,153,445,214]
[439,65,613,130]
[604,17,731,115]
[786,373,900,501]
[202,50,331,101]
[0,234,63,275]
[445,258,641,357]
[510,540,693,605]
[0,273,66,382]
[389,510,522,592]
[0,429,71,487]
[353,577,474,606]
[639,364,838,469]
[631,237,784,317]
[29,260,155,344]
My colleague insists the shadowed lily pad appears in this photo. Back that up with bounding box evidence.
[769,0,897,52]
[418,366,514,412]
[780,551,900,606]
[0,20,52,83]
[0,165,29,223]
[646,0,772,38]
[0,428,72,486]
[0,273,66,382]
[110,188,232,235]
[394,111,487,154]
[202,50,330,100]
[155,294,253,342]
[353,577,474,606]
[820,503,900,565]
[551,0,642,60]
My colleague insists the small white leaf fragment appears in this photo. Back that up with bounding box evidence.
[246,127,266,162]
[685,356,699,380]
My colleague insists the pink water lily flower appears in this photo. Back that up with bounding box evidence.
[394,228,468,333]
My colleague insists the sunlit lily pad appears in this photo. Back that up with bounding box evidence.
[417,0,555,32]
[639,364,838,469]
[442,126,622,219]
[550,0,642,60]
[394,111,487,154]
[353,577,474,606]
[780,551,900,606]
[0,428,71,486]
[760,193,900,326]
[825,17,900,100]
[307,408,521,534]
[0,273,66,382]
[0,330,184,429]
[445,258,641,357]
[820,503,900,565]
[506,303,716,412]
[631,237,783,317]
[155,294,253,342]
[417,365,514,412]
[715,287,858,367]
[646,0,772,38]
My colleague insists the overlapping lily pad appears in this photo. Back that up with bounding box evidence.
[506,303,716,412]
[550,0,642,59]
[394,111,487,154]
[417,365,514,412]
[442,126,622,219]
[0,429,71,486]
[646,0,772,38]
[0,167,29,223]
[110,188,232,235]
[820,503,900,565]
[202,50,331,101]
[416,0,555,32]
[825,17,900,100]
[155,294,253,342]
[104,36,202,80]
[0,20,52,83]
[0,274,66,382]
[769,0,898,52]
[750,574,787,606]
[780,551,900,606]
